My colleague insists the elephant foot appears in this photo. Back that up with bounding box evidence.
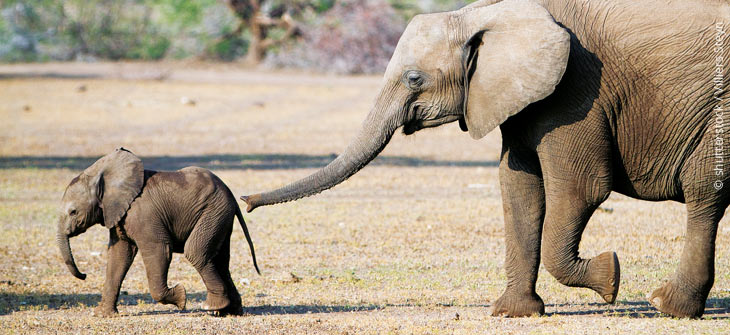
[202,292,230,311]
[649,282,705,318]
[170,284,187,310]
[209,304,243,317]
[490,290,544,317]
[158,284,187,310]
[587,251,620,304]
[92,305,119,318]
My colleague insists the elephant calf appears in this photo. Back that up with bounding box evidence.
[57,148,260,317]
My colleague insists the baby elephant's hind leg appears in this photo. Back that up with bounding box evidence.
[139,243,187,310]
[214,232,243,316]
[185,208,235,313]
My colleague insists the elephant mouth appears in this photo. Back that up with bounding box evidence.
[403,114,462,135]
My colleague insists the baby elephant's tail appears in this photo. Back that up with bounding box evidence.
[235,205,261,275]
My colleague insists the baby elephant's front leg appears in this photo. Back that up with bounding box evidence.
[140,243,187,310]
[95,230,137,317]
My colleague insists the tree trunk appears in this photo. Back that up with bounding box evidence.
[245,19,265,65]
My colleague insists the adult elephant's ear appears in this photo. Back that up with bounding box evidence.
[460,0,570,139]
[84,148,144,228]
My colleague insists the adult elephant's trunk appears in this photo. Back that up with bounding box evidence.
[243,102,402,212]
[57,228,86,280]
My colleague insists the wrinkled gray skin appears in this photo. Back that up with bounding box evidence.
[244,0,730,318]
[58,148,259,317]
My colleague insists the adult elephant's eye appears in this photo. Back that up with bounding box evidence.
[69,209,77,216]
[403,70,425,90]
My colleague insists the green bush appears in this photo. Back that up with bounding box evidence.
[0,0,476,64]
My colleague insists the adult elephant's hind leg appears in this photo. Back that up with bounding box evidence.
[541,177,619,304]
[491,147,546,317]
[649,133,729,318]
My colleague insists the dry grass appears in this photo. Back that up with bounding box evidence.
[1,62,729,334]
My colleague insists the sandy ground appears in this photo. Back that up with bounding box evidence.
[1,62,729,334]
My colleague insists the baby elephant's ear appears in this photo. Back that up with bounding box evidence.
[87,148,144,228]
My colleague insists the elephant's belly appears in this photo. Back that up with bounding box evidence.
[167,219,196,253]
[610,161,685,202]
[171,243,186,253]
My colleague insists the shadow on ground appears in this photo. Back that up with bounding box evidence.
[3,290,729,319]
[0,290,198,315]
[0,154,498,171]
[546,298,730,319]
[0,290,379,316]
[243,304,381,316]
[0,73,100,80]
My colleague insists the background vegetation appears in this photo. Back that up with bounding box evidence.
[0,0,474,73]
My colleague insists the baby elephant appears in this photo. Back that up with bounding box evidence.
[57,148,260,317]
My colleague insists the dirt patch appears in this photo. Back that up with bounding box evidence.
[1,62,729,333]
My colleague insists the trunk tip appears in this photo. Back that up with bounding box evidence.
[240,194,261,213]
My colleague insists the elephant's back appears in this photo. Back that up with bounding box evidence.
[140,168,235,248]
[170,167,238,213]
[146,168,216,195]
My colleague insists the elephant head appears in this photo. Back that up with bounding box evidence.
[57,148,143,280]
[242,0,570,211]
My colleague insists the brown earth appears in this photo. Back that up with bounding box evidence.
[1,62,729,334]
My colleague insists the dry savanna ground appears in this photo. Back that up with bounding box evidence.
[1,62,730,334]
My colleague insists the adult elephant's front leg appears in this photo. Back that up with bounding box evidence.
[491,147,546,317]
[95,228,137,317]
[540,176,619,304]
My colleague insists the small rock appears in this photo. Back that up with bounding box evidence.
[90,251,101,257]
[76,85,87,92]
[22,105,31,112]
[240,278,251,286]
[454,312,460,321]
[253,101,265,108]
[290,272,302,283]
[180,96,196,106]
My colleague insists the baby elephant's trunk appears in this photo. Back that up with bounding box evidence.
[56,231,86,280]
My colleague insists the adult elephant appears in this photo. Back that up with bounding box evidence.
[243,0,730,318]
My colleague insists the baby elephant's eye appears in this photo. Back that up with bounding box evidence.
[69,209,77,216]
